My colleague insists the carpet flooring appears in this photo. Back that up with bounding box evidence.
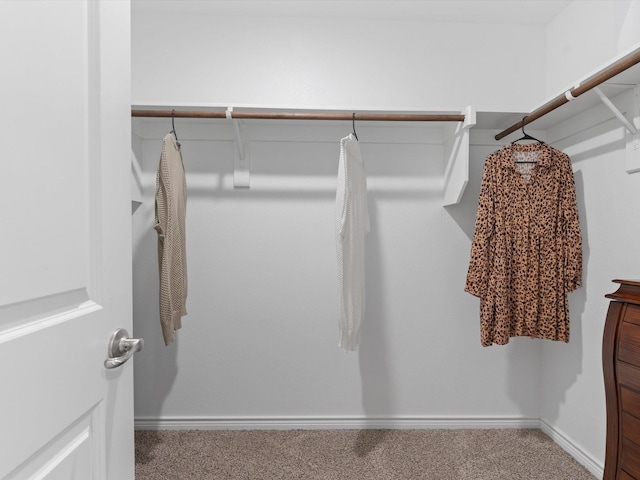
[135,429,597,479]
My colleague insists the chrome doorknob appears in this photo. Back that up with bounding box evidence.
[104,328,144,369]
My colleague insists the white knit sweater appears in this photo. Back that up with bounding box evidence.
[336,134,370,351]
[155,132,188,345]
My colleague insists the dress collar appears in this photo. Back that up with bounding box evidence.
[500,142,552,170]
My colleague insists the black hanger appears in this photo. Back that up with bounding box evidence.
[171,109,179,142]
[513,115,543,144]
[513,115,544,164]
[352,113,358,141]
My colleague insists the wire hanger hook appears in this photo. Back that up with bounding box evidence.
[171,109,179,142]
[352,113,358,141]
[513,115,543,144]
[521,116,528,136]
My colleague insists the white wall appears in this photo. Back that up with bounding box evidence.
[131,119,542,424]
[538,0,640,471]
[537,88,640,474]
[132,11,547,113]
[131,4,554,427]
[545,0,640,98]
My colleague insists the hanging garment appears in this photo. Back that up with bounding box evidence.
[155,132,188,345]
[336,133,370,351]
[465,142,582,346]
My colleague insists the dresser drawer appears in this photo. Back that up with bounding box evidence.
[622,387,640,418]
[625,304,640,326]
[623,412,640,447]
[620,469,637,480]
[620,321,640,367]
[619,361,640,390]
[621,435,640,479]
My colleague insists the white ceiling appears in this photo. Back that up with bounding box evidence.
[132,0,572,25]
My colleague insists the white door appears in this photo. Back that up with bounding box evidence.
[0,1,135,479]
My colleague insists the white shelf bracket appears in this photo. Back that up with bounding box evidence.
[593,86,638,135]
[443,106,476,206]
[226,107,251,188]
[462,105,476,130]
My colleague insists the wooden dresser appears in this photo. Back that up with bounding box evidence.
[604,279,640,480]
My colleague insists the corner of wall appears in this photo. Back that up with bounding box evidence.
[545,0,640,99]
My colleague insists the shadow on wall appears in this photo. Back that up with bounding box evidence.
[357,198,392,456]
[131,128,442,434]
[534,169,590,422]
[537,114,626,425]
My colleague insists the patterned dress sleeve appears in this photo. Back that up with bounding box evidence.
[560,154,582,292]
[465,158,495,298]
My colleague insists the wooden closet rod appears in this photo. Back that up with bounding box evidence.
[495,48,640,141]
[131,109,465,122]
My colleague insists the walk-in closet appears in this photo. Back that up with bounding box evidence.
[3,1,640,479]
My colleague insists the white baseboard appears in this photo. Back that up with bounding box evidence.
[134,415,540,431]
[539,418,603,479]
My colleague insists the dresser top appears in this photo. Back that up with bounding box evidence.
[612,279,640,287]
[606,279,640,304]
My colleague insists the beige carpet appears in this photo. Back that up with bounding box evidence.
[135,429,597,479]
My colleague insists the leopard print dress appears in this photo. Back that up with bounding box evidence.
[465,143,582,346]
